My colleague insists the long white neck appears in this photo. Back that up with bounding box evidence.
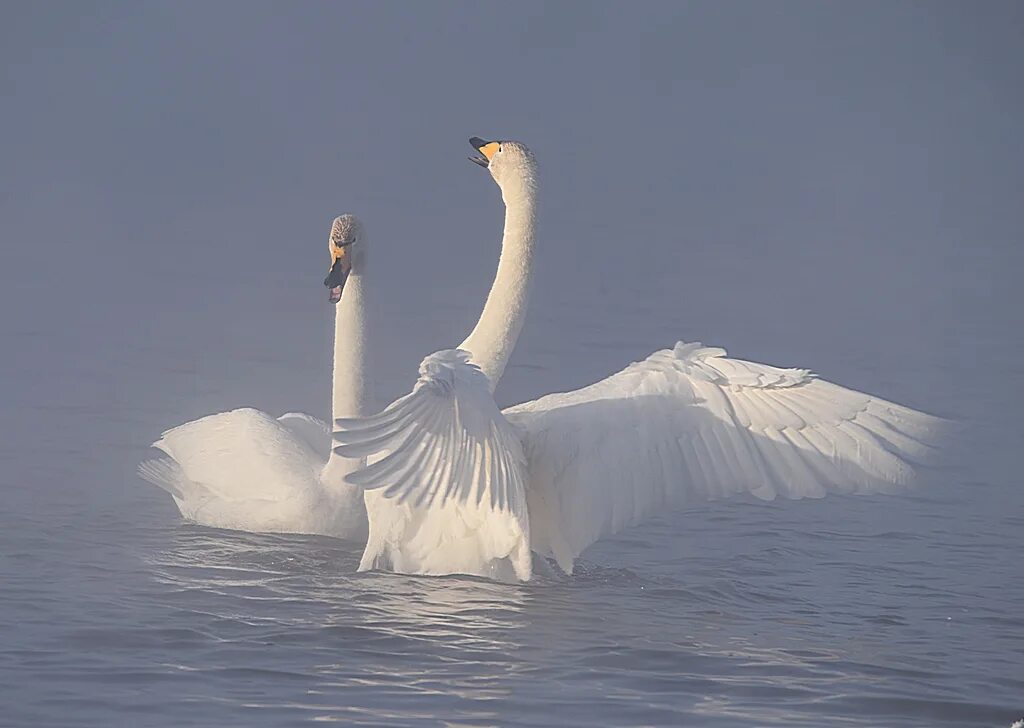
[458,174,538,389]
[322,257,368,484]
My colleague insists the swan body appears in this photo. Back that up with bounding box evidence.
[343,350,532,581]
[350,139,538,580]
[139,215,371,539]
[139,408,366,536]
[336,140,949,581]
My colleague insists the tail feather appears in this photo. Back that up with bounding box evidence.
[138,458,187,499]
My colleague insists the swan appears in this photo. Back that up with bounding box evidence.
[139,136,538,539]
[335,137,950,582]
[137,214,372,538]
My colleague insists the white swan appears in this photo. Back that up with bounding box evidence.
[326,138,537,581]
[335,137,950,582]
[137,215,372,538]
[139,136,537,539]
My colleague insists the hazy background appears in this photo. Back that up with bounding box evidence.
[3,0,1021,512]
[3,0,1021,404]
[1,2,1021,726]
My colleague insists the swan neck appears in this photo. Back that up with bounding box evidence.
[323,257,368,483]
[459,178,537,389]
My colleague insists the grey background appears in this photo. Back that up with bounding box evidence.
[4,0,1020,491]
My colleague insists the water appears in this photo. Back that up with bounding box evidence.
[1,254,1021,727]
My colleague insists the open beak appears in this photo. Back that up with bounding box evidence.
[324,246,352,304]
[468,136,500,168]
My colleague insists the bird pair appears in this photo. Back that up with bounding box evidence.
[141,137,947,582]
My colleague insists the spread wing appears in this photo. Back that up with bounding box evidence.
[334,350,528,517]
[333,350,531,580]
[506,342,950,573]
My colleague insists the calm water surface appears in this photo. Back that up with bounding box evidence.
[1,268,1021,727]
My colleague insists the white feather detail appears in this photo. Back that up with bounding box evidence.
[277,411,332,460]
[337,341,948,579]
[334,350,531,581]
[505,341,949,573]
[137,408,365,538]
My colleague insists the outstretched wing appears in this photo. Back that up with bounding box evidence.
[505,341,950,573]
[334,350,528,515]
[334,350,531,580]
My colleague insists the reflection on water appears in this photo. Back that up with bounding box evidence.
[1,480,1020,728]
[87,514,1012,728]
[142,526,533,724]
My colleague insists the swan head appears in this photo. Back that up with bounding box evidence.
[469,137,537,191]
[324,214,365,304]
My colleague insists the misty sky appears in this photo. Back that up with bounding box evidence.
[1,2,1021,477]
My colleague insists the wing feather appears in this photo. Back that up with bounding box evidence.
[506,341,950,571]
[334,350,532,580]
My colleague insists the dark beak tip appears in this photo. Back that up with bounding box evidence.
[324,258,350,301]
[469,136,488,150]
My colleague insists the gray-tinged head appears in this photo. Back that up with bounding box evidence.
[468,137,538,190]
[324,214,366,304]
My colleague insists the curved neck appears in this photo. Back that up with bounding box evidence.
[323,255,369,482]
[459,175,537,389]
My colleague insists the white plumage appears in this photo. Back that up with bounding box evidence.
[140,408,365,537]
[334,139,948,581]
[138,137,540,545]
[339,351,528,514]
[139,139,538,546]
[141,137,948,582]
[337,351,532,581]
[137,215,372,540]
[506,341,945,573]
[335,342,947,579]
[321,138,542,579]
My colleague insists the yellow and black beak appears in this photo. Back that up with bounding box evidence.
[469,136,500,168]
[324,241,352,304]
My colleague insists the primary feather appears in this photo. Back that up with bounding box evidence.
[336,351,531,581]
[505,341,946,573]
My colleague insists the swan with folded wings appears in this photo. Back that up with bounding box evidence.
[335,137,949,582]
[137,215,373,538]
